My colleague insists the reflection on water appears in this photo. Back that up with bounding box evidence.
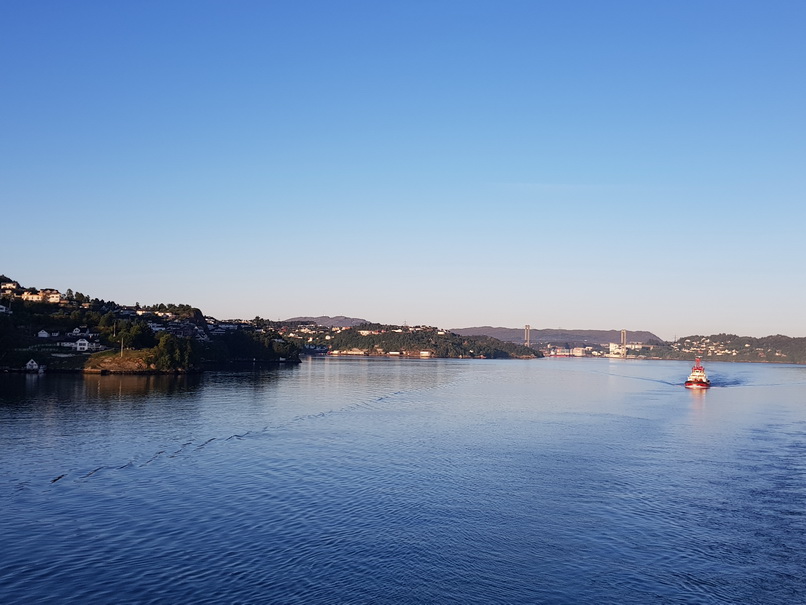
[1,358,806,604]
[0,372,204,404]
[83,372,204,400]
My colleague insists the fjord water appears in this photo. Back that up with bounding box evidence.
[1,359,805,604]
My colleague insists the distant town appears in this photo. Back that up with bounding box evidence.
[3,276,806,371]
[0,277,535,373]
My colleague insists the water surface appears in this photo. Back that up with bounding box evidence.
[1,358,805,603]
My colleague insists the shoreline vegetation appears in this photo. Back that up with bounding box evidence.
[4,274,806,373]
[0,275,541,375]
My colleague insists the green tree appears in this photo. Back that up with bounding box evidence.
[109,321,156,350]
[150,333,199,371]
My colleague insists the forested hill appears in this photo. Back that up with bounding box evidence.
[0,275,300,372]
[655,334,806,364]
[451,327,663,346]
[286,324,541,359]
[284,316,369,328]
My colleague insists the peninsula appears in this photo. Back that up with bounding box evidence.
[0,276,539,373]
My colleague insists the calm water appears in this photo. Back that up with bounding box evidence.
[1,358,805,604]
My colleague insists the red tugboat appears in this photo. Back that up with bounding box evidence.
[685,357,711,389]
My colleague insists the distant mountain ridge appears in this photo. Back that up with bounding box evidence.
[284,315,370,328]
[450,326,664,346]
[282,318,663,345]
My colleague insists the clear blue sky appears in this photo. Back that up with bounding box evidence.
[2,1,804,340]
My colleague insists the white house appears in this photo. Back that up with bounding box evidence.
[1,281,20,296]
[37,330,50,338]
[60,337,103,352]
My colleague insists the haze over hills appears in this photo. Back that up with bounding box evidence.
[283,317,663,346]
[450,327,664,346]
[284,316,370,328]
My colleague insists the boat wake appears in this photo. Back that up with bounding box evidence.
[710,376,744,388]
[40,385,436,488]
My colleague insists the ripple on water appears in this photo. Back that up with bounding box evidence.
[2,361,806,604]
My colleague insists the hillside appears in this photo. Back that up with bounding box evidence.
[284,315,370,328]
[283,323,541,359]
[0,275,300,372]
[451,327,664,346]
[652,334,806,364]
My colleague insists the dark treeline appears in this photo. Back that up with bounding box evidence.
[0,277,300,371]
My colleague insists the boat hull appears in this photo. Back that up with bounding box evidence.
[685,381,710,389]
